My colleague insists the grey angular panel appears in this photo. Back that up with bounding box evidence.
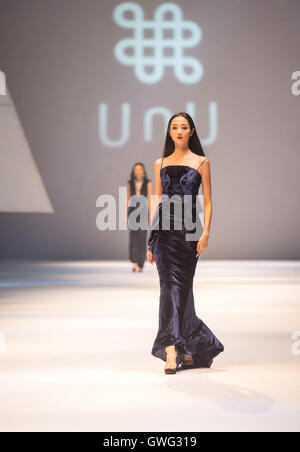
[0,84,54,213]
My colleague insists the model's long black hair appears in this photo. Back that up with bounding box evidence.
[162,112,205,158]
[127,162,151,193]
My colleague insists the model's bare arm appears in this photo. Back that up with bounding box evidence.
[150,158,163,223]
[147,158,162,264]
[201,159,212,237]
[147,180,152,221]
[196,159,212,257]
[126,183,130,209]
[124,182,130,226]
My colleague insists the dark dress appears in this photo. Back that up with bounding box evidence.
[128,177,150,269]
[148,157,224,368]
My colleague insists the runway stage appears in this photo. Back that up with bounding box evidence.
[0,260,299,432]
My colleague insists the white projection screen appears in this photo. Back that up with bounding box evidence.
[0,0,299,259]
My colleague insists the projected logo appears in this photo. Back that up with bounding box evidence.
[113,2,203,84]
[97,3,218,148]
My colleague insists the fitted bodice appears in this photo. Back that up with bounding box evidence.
[148,159,207,252]
[160,165,202,197]
[147,165,203,241]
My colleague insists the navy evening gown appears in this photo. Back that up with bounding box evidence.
[148,157,224,368]
[127,176,151,269]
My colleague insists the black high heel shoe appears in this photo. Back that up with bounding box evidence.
[180,358,213,369]
[165,366,177,374]
[180,361,198,369]
[180,355,197,369]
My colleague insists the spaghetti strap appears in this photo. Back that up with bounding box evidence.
[197,157,208,171]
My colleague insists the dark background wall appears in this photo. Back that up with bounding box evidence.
[0,0,299,259]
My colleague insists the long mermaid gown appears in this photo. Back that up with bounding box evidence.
[148,158,224,368]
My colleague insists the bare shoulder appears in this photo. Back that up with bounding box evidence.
[200,157,210,167]
[154,158,163,171]
[197,157,210,176]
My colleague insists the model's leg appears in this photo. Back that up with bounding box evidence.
[164,345,177,374]
[129,229,139,271]
[137,229,147,272]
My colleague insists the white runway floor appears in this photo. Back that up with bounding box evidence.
[0,260,299,432]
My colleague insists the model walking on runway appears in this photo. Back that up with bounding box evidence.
[126,162,152,272]
[147,112,224,374]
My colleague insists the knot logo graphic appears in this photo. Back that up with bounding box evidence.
[113,2,203,84]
